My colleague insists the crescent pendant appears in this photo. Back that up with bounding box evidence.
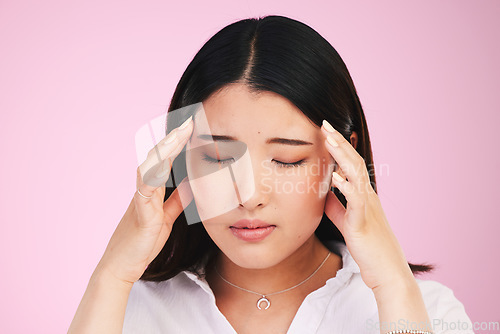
[257,296,270,310]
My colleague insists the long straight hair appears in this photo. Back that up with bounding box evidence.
[141,15,433,281]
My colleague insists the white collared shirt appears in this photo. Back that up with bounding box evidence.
[123,241,474,333]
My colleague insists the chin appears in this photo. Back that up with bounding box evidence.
[219,241,290,269]
[231,258,281,270]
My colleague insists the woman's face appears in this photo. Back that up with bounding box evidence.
[185,83,335,269]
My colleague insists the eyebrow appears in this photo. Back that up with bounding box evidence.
[197,134,313,146]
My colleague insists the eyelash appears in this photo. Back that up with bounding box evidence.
[201,155,306,168]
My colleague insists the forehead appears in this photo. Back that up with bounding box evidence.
[198,83,316,136]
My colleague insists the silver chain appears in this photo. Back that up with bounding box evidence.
[214,251,331,297]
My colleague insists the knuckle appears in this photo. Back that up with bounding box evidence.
[338,137,351,148]
[345,181,356,195]
[146,148,158,159]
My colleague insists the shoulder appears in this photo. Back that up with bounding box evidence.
[123,272,227,334]
[123,273,199,334]
[123,280,171,333]
[327,241,474,329]
[126,272,205,312]
[327,274,475,333]
[128,273,192,299]
[128,279,173,304]
[415,278,474,332]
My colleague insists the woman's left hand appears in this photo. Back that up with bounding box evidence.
[320,120,415,292]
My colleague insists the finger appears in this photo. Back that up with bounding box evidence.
[136,116,194,197]
[147,185,188,262]
[324,135,367,191]
[147,178,194,264]
[135,167,165,203]
[320,120,360,163]
[162,176,193,225]
[147,116,194,167]
[331,171,365,210]
[331,172,368,232]
[144,116,193,176]
[324,187,346,235]
[321,120,371,191]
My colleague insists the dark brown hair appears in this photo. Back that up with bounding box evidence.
[141,15,433,282]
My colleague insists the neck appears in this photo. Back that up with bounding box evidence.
[208,235,338,295]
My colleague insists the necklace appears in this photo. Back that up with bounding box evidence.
[214,251,331,310]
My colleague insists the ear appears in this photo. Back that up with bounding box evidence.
[333,131,359,180]
[349,131,358,150]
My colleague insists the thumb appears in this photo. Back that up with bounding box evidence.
[162,176,194,224]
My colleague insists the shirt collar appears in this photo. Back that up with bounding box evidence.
[182,240,360,296]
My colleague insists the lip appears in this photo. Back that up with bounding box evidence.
[230,219,276,242]
[231,219,274,229]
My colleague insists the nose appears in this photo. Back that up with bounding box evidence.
[238,154,270,210]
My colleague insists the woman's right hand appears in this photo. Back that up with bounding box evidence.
[96,115,194,285]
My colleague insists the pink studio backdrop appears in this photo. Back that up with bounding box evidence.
[1,1,498,332]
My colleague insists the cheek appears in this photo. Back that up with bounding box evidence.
[188,170,240,221]
[201,218,225,240]
[270,172,328,229]
[200,220,235,256]
[278,190,322,243]
[186,147,240,221]
[312,155,335,200]
[186,141,259,221]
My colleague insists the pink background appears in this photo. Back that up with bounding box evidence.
[1,0,498,332]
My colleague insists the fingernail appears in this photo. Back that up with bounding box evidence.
[326,135,338,147]
[178,116,193,131]
[322,119,335,133]
[332,172,344,183]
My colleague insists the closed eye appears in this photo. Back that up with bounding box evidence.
[201,154,306,168]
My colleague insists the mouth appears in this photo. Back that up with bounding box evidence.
[232,226,273,229]
[230,219,275,229]
[230,219,276,242]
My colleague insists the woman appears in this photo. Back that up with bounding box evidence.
[69,15,473,334]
